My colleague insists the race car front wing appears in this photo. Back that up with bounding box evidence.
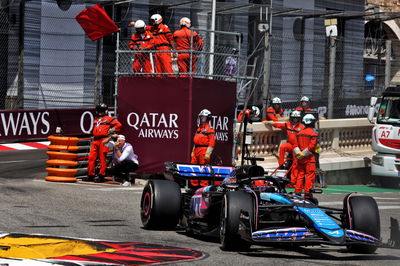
[248,226,381,246]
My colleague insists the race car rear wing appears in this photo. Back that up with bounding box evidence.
[164,162,235,183]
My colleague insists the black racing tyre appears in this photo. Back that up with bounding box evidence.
[220,191,254,251]
[343,194,380,253]
[140,180,181,229]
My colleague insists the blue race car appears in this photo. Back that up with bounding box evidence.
[140,162,381,253]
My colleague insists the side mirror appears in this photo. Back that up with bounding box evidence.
[368,107,376,123]
[370,97,378,106]
[368,97,378,123]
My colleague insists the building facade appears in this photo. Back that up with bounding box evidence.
[0,0,399,118]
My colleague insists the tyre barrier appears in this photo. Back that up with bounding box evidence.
[47,136,91,146]
[45,136,91,182]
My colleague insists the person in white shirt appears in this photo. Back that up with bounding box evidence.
[106,134,139,186]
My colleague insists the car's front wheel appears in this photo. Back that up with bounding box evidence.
[140,179,181,229]
[220,191,254,251]
[342,194,380,253]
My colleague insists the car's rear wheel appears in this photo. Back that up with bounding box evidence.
[220,191,254,251]
[343,194,380,253]
[140,180,181,229]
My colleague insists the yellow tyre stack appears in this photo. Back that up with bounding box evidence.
[45,136,91,182]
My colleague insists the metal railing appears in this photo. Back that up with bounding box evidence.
[115,29,246,80]
[114,28,252,116]
[236,118,373,157]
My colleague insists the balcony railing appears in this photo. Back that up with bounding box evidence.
[236,118,373,156]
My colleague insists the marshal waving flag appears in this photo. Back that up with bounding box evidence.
[75,4,119,41]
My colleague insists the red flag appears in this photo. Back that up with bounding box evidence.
[75,4,119,41]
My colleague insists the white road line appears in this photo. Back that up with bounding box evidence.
[0,160,28,164]
[328,191,400,195]
[373,197,400,200]
[322,188,353,192]
[33,180,144,190]
[319,201,342,206]
[324,188,400,193]
[33,179,88,186]
[378,206,400,210]
[86,187,144,191]
[320,201,400,207]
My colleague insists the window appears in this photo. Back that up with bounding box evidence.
[377,96,400,125]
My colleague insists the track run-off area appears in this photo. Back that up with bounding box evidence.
[0,148,399,265]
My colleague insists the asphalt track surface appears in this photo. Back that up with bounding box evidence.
[0,149,400,265]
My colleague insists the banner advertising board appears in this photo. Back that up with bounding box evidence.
[0,108,99,142]
[118,77,236,173]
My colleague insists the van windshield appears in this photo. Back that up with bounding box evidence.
[377,96,400,125]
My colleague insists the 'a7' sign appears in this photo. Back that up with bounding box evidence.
[380,130,391,138]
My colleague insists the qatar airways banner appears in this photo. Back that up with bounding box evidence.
[0,108,99,142]
[118,77,236,173]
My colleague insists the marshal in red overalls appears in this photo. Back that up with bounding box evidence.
[87,104,122,182]
[190,109,215,187]
[147,14,175,75]
[173,17,203,76]
[293,114,318,198]
[129,20,156,74]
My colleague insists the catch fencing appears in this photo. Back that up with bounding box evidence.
[0,0,399,120]
[244,32,400,119]
[0,7,9,110]
[115,28,242,80]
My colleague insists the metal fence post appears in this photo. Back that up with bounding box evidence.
[94,38,103,105]
[16,0,26,109]
[209,0,216,77]
[327,36,337,119]
[190,31,193,77]
[261,4,272,116]
[232,33,241,165]
[385,39,392,88]
[262,31,271,116]
[114,31,120,118]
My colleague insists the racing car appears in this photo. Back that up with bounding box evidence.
[140,161,381,253]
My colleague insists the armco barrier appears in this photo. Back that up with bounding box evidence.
[45,136,91,182]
